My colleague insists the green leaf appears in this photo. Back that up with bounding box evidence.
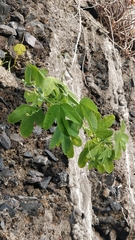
[14,44,26,56]
[43,104,59,130]
[97,115,115,129]
[96,129,113,139]
[40,68,48,76]
[97,165,105,173]
[33,109,44,127]
[80,97,98,113]
[8,104,37,123]
[49,126,62,148]
[78,147,89,168]
[61,134,72,155]
[71,136,82,147]
[20,114,34,137]
[61,103,82,124]
[40,77,56,96]
[81,106,97,132]
[24,90,39,106]
[102,159,114,173]
[66,141,74,158]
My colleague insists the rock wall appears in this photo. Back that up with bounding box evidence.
[47,0,135,239]
[1,0,135,239]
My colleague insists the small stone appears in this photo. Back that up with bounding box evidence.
[23,151,33,158]
[58,171,68,187]
[110,201,121,211]
[0,0,10,23]
[0,168,14,178]
[129,111,135,117]
[49,126,56,133]
[28,169,44,178]
[24,32,44,50]
[0,157,4,171]
[10,133,24,143]
[0,203,15,217]
[43,149,58,162]
[20,201,41,215]
[0,132,11,150]
[0,50,5,59]
[39,176,52,190]
[26,176,43,184]
[0,24,17,36]
[33,155,51,166]
[33,126,42,135]
[10,11,24,24]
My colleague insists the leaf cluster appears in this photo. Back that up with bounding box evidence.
[8,64,129,173]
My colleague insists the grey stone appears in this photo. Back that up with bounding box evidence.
[0,0,10,23]
[28,169,44,178]
[39,176,52,190]
[20,201,41,215]
[25,19,45,35]
[0,24,17,36]
[43,149,58,162]
[26,176,43,184]
[0,168,14,178]
[17,26,25,40]
[0,132,11,150]
[33,126,42,135]
[10,11,24,24]
[33,155,51,166]
[23,151,33,158]
[0,203,15,217]
[110,202,121,211]
[10,133,24,143]
[0,50,5,59]
[24,32,44,50]
[0,157,4,171]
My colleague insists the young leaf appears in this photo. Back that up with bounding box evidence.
[71,136,82,147]
[20,114,35,137]
[80,97,98,113]
[60,103,82,124]
[33,109,44,127]
[96,129,113,139]
[14,44,26,56]
[8,104,37,123]
[102,158,114,173]
[97,115,115,129]
[81,106,97,132]
[49,126,62,149]
[43,104,59,130]
[24,90,39,106]
[78,147,89,168]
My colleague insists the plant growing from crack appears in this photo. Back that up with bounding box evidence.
[8,64,129,173]
[0,44,26,72]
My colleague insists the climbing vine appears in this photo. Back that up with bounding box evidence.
[8,64,128,173]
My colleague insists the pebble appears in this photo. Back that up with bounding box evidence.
[43,149,58,162]
[33,155,51,166]
[110,202,121,211]
[0,49,5,59]
[27,169,44,177]
[20,201,41,215]
[39,176,52,190]
[0,0,10,23]
[0,168,14,178]
[0,132,11,150]
[0,203,15,217]
[26,176,43,184]
[23,151,33,158]
[24,32,44,50]
[0,157,4,171]
[0,24,17,36]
